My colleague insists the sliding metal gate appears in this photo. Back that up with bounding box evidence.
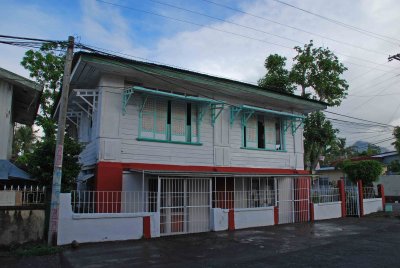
[159,178,211,236]
[277,177,310,224]
[345,185,360,217]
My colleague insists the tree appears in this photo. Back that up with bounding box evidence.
[16,42,81,191]
[392,126,400,153]
[290,40,349,106]
[343,160,383,186]
[258,54,295,94]
[12,125,36,158]
[323,137,347,165]
[21,42,66,137]
[16,134,81,192]
[304,111,338,171]
[388,160,400,174]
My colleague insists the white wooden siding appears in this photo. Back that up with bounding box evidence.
[94,74,305,170]
[0,81,13,159]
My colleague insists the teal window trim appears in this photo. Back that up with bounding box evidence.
[138,96,203,145]
[241,114,286,152]
[240,146,287,153]
[137,137,202,146]
[231,104,304,135]
[122,85,224,115]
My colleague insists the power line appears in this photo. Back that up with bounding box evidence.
[271,0,400,45]
[324,111,395,128]
[149,0,387,56]
[94,0,294,50]
[96,0,399,74]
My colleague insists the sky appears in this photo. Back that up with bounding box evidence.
[1,0,400,150]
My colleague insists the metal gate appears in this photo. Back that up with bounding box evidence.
[159,178,211,235]
[345,185,360,217]
[277,177,310,224]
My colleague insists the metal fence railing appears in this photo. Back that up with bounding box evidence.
[0,185,46,206]
[363,187,378,199]
[71,190,157,213]
[213,190,276,209]
[311,187,340,203]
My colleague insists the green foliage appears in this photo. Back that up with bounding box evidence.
[258,54,295,94]
[16,134,81,192]
[258,41,348,171]
[17,43,82,192]
[290,40,349,106]
[12,125,36,158]
[358,144,381,156]
[21,42,66,137]
[323,137,347,164]
[392,126,400,154]
[304,111,338,170]
[12,244,61,257]
[343,160,383,185]
[388,160,400,173]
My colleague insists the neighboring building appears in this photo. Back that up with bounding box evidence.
[0,67,42,183]
[314,166,345,187]
[62,52,326,235]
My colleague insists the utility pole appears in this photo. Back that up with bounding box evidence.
[48,36,74,246]
[388,53,400,62]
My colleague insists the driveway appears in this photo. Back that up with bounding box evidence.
[4,213,400,267]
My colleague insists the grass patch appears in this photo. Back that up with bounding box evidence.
[13,244,62,257]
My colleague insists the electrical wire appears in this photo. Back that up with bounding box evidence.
[271,0,400,45]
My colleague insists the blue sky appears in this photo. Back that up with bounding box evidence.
[1,0,400,148]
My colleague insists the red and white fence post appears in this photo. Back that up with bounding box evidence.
[357,180,364,217]
[378,184,385,211]
[338,179,346,217]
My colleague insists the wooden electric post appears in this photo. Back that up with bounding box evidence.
[48,36,74,245]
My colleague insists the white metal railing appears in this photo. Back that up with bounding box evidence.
[363,187,378,199]
[213,190,276,209]
[1,185,46,206]
[71,190,157,214]
[311,187,340,203]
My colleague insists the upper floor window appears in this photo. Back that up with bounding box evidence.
[139,97,200,144]
[243,114,284,151]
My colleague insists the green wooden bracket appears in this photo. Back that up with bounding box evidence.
[242,110,254,127]
[211,103,225,125]
[198,104,207,124]
[122,88,135,115]
[284,119,291,132]
[230,106,242,127]
[291,119,304,135]
[139,95,148,113]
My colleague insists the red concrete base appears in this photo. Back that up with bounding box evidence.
[274,206,279,225]
[143,216,151,239]
[228,209,235,231]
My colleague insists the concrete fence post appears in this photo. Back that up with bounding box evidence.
[143,216,151,239]
[228,209,235,231]
[274,206,279,225]
[357,180,364,217]
[338,179,346,217]
[378,184,385,211]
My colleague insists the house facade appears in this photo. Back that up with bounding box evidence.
[0,67,42,183]
[63,52,326,236]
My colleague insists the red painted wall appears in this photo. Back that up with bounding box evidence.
[95,162,123,212]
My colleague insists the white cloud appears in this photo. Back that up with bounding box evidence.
[1,0,400,149]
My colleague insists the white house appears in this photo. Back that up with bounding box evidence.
[61,52,326,237]
[0,67,42,182]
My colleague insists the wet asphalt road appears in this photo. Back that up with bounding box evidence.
[3,213,400,268]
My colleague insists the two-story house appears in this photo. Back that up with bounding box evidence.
[64,52,326,235]
[0,67,42,183]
